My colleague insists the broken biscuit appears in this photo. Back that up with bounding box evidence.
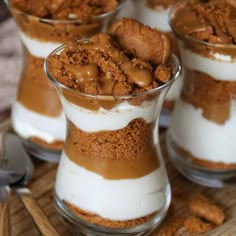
[184,216,213,233]
[190,194,225,226]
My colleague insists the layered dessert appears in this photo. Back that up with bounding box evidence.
[135,0,183,112]
[8,0,123,151]
[169,0,236,170]
[46,19,179,228]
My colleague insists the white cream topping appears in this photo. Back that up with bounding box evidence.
[55,152,169,221]
[61,97,159,132]
[169,99,236,164]
[178,40,236,81]
[11,102,66,143]
[19,32,61,58]
[135,0,171,32]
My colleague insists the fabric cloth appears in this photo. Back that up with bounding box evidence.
[0,17,23,111]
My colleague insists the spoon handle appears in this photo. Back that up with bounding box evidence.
[0,187,10,236]
[16,188,60,236]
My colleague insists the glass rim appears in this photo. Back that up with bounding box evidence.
[169,0,236,49]
[44,40,181,100]
[4,0,126,24]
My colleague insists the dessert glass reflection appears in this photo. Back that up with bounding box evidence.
[135,0,183,126]
[45,19,180,235]
[167,0,236,187]
[5,0,125,162]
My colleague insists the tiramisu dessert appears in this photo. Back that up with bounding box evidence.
[167,0,236,185]
[135,0,183,118]
[7,0,124,159]
[45,19,180,233]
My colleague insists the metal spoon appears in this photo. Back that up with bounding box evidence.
[0,131,27,236]
[0,133,60,236]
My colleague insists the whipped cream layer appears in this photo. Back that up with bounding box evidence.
[20,32,61,58]
[135,0,171,32]
[61,97,159,132]
[55,152,169,220]
[170,99,236,164]
[179,41,236,80]
[11,102,66,143]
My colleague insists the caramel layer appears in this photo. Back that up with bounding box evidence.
[10,0,119,20]
[65,200,156,228]
[65,119,159,179]
[181,69,236,124]
[171,139,236,170]
[12,9,102,43]
[17,51,62,117]
[11,0,121,43]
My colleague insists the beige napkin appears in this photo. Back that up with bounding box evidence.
[0,17,23,111]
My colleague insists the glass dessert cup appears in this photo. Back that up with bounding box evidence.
[44,42,181,235]
[167,1,236,188]
[134,0,183,127]
[5,0,126,162]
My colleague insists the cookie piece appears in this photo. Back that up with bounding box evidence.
[109,18,172,65]
[183,216,213,233]
[190,194,225,226]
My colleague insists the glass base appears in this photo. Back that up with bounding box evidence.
[54,188,171,236]
[22,138,61,163]
[166,132,236,188]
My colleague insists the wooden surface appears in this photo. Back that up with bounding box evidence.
[15,188,60,236]
[0,113,236,235]
[0,196,10,236]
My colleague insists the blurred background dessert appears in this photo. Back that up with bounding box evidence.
[6,0,125,161]
[167,0,236,187]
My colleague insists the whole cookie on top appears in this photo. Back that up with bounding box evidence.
[109,18,172,65]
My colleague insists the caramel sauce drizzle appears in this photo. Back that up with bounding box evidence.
[64,34,153,93]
